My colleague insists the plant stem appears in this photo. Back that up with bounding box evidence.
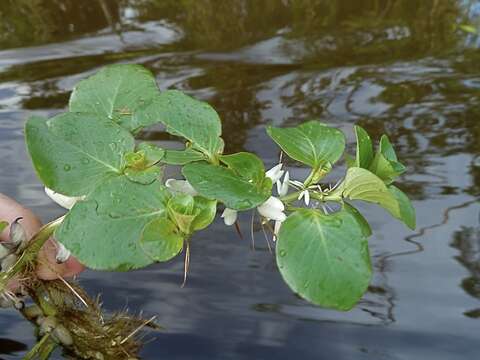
[281,190,343,205]
[303,167,319,188]
[280,190,302,203]
[0,216,64,292]
[312,192,343,203]
[23,333,56,360]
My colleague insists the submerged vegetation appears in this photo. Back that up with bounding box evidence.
[1,217,157,359]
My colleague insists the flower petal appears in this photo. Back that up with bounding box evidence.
[257,196,286,221]
[265,164,284,183]
[55,243,71,264]
[165,179,198,196]
[45,187,83,210]
[264,196,285,211]
[298,190,305,201]
[221,208,238,226]
[273,220,283,242]
[304,190,310,206]
[277,171,290,196]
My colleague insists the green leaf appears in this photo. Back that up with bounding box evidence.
[344,153,356,168]
[459,24,477,34]
[388,185,416,230]
[56,176,169,270]
[219,152,265,185]
[369,153,406,184]
[166,194,217,233]
[167,194,196,234]
[368,135,405,184]
[124,166,162,185]
[134,90,223,160]
[182,160,272,211]
[343,203,372,237]
[0,221,8,233]
[123,143,164,184]
[69,64,160,133]
[140,217,184,262]
[191,197,217,231]
[336,168,415,230]
[25,114,134,196]
[137,142,165,166]
[163,148,205,165]
[266,121,345,170]
[379,135,398,162]
[354,125,373,168]
[337,167,400,219]
[276,209,371,310]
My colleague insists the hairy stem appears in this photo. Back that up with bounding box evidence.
[0,216,64,292]
[23,333,57,360]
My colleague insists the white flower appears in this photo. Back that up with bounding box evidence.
[55,243,71,264]
[289,180,304,188]
[273,220,282,242]
[221,208,238,226]
[298,189,310,206]
[276,171,289,197]
[265,164,284,183]
[257,196,286,222]
[45,187,84,210]
[165,179,198,196]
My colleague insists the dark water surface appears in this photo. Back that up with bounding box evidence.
[1,1,480,359]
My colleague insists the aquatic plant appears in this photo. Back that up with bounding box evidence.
[1,216,157,359]
[1,64,415,357]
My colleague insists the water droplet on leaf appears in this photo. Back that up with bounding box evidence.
[64,164,71,171]
[279,249,287,257]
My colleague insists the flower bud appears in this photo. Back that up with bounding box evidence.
[23,304,43,320]
[9,217,27,248]
[39,316,57,335]
[52,324,73,346]
[1,253,18,272]
[0,243,10,260]
[221,208,237,226]
[55,243,71,264]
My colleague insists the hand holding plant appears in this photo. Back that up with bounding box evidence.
[0,194,84,284]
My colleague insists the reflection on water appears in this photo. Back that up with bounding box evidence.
[1,0,480,359]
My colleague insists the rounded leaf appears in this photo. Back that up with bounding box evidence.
[276,209,372,310]
[55,176,169,270]
[183,161,271,210]
[140,218,184,262]
[69,64,160,133]
[134,90,223,159]
[191,197,217,231]
[388,185,416,230]
[267,121,345,169]
[25,114,134,196]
